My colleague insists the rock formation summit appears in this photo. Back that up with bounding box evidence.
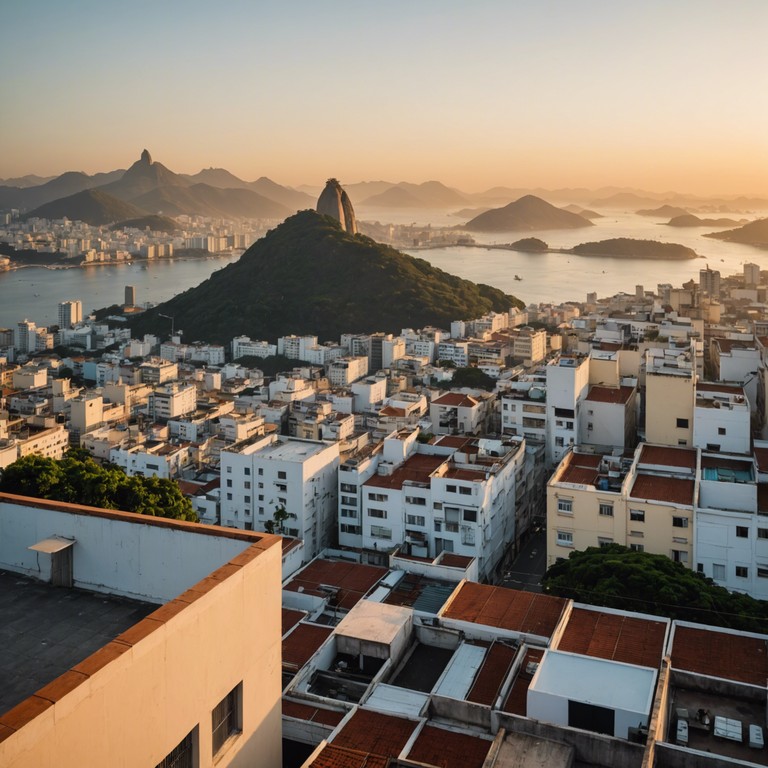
[317,178,357,235]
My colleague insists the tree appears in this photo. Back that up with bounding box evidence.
[264,504,289,534]
[0,451,196,522]
[439,366,496,391]
[542,544,768,633]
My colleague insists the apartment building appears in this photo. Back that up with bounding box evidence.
[429,391,487,436]
[57,300,82,329]
[644,347,696,447]
[545,355,590,467]
[148,382,197,422]
[327,356,369,387]
[512,326,547,364]
[220,434,339,562]
[710,336,760,409]
[692,382,750,454]
[231,335,277,360]
[278,335,318,360]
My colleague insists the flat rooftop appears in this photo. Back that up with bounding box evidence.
[331,708,417,760]
[246,436,329,461]
[638,444,697,471]
[406,724,492,768]
[365,453,446,490]
[630,473,695,506]
[0,569,155,715]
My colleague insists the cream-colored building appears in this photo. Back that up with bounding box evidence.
[644,347,696,447]
[0,494,283,768]
[547,443,697,568]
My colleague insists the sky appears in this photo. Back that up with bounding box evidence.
[2,0,767,195]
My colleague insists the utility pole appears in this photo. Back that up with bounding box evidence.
[158,313,174,339]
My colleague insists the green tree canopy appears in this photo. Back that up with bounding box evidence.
[439,366,496,391]
[542,544,768,633]
[0,450,196,522]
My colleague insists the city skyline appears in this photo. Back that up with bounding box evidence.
[2,0,767,196]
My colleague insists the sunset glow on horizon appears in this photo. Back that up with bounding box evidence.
[2,0,767,196]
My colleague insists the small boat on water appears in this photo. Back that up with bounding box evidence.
[514,275,523,281]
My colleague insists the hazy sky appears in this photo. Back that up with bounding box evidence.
[2,0,767,194]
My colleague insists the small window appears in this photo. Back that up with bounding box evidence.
[155,728,196,768]
[277,471,286,480]
[758,566,768,579]
[672,549,688,563]
[244,467,251,475]
[226,493,232,501]
[598,537,613,547]
[758,528,768,539]
[446,484,457,493]
[599,503,613,517]
[630,509,645,522]
[712,563,726,580]
[736,526,749,538]
[555,437,564,447]
[244,481,251,490]
[258,468,263,475]
[463,509,477,523]
[459,486,472,495]
[736,565,748,578]
[226,479,232,488]
[676,418,689,428]
[212,684,242,757]
[672,517,689,528]
[630,544,644,552]
[557,499,573,514]
[557,531,573,547]
[718,427,726,436]
[368,508,387,519]
[226,466,232,474]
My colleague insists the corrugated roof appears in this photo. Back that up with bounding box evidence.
[670,626,768,686]
[466,641,518,706]
[282,608,305,636]
[331,709,417,759]
[441,583,566,639]
[406,724,491,768]
[557,607,667,668]
[630,473,695,506]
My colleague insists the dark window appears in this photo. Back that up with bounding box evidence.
[736,526,749,538]
[569,700,615,736]
[155,728,195,768]
[718,427,726,435]
[676,418,689,428]
[212,684,241,757]
[630,509,645,522]
[277,471,287,480]
[736,565,748,578]
[672,517,689,528]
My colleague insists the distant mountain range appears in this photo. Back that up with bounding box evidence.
[124,210,522,344]
[1,149,313,222]
[461,195,593,232]
[666,214,747,228]
[636,205,690,218]
[24,189,146,226]
[359,181,469,208]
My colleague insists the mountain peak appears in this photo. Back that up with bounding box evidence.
[140,149,152,164]
[317,178,357,235]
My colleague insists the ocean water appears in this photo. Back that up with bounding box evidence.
[0,211,765,331]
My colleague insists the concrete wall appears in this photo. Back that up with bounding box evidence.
[0,496,252,603]
[0,536,283,768]
[428,694,491,730]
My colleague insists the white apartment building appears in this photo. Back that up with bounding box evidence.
[327,356,369,387]
[109,441,194,479]
[220,434,339,562]
[437,340,470,367]
[340,430,526,580]
[303,343,344,366]
[430,392,487,436]
[710,337,760,411]
[693,383,750,454]
[160,341,226,366]
[232,336,277,359]
[57,300,83,329]
[351,375,387,412]
[579,384,637,452]
[278,335,318,360]
[512,327,547,365]
[139,358,178,385]
[148,382,197,421]
[501,388,547,445]
[545,355,590,467]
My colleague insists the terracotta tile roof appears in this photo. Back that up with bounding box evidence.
[639,444,697,470]
[442,467,484,482]
[432,392,479,408]
[432,435,475,450]
[282,699,345,727]
[442,583,566,639]
[755,448,768,474]
[307,745,389,768]
[696,382,745,395]
[629,473,695,506]
[406,724,491,768]
[332,709,417,759]
[379,406,406,417]
[502,647,544,716]
[585,385,635,405]
[282,623,333,671]
[284,559,388,611]
[559,465,600,486]
[557,608,667,668]
[365,453,445,490]
[282,608,305,636]
[670,626,768,686]
[714,338,756,354]
[466,641,518,705]
[439,553,473,568]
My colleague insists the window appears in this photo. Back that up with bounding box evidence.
[406,514,425,526]
[156,728,196,768]
[736,565,748,578]
[598,537,613,547]
[718,427,726,435]
[341,495,357,506]
[759,528,768,539]
[212,684,241,757]
[340,483,356,493]
[244,468,250,475]
[244,481,251,490]
[630,544,645,552]
[599,503,613,517]
[368,492,387,502]
[370,525,392,539]
[459,486,472,495]
[434,520,442,532]
[557,531,573,547]
[226,493,232,501]
[736,526,749,538]
[446,484,457,493]
[341,508,357,518]
[226,466,232,474]
[226,479,232,488]
[676,418,689,428]
[671,549,688,563]
[712,563,725,580]
[555,437,564,447]
[629,530,644,538]
[557,499,573,514]
[758,566,768,579]
[244,495,250,503]
[258,468,263,476]
[463,509,478,523]
[405,496,426,506]
[368,508,387,519]
[340,523,361,535]
[277,471,286,479]
[629,509,645,522]
[672,517,689,528]
[433,502,443,510]
[258,494,263,501]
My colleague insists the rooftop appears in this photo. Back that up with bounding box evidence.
[365,453,445,490]
[0,569,155,715]
[283,623,334,672]
[585,385,635,405]
[638,444,697,471]
[556,607,668,669]
[441,583,567,640]
[557,452,602,487]
[629,473,695,506]
[431,392,479,407]
[306,744,389,768]
[330,708,417,760]
[406,724,492,768]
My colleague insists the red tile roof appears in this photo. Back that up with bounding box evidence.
[442,583,567,639]
[282,608,305,636]
[432,393,479,408]
[307,745,389,768]
[586,385,635,405]
[629,473,695,506]
[714,338,756,354]
[432,435,475,450]
[502,647,544,716]
[365,453,445,490]
[558,451,602,486]
[332,709,417,759]
[557,608,667,668]
[696,382,745,395]
[284,559,388,611]
[671,626,768,686]
[406,725,491,768]
[439,553,473,568]
[639,445,697,470]
[466,641,518,705]
[282,699,345,727]
[755,448,768,474]
[282,623,333,671]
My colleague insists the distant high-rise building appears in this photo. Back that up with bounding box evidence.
[699,267,721,297]
[15,320,37,354]
[317,178,357,235]
[744,262,760,288]
[58,300,82,329]
[125,285,136,306]
[635,285,644,301]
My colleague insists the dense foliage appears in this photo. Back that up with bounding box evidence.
[0,451,196,522]
[543,545,768,633]
[438,366,496,391]
[510,237,548,252]
[127,210,522,344]
[570,238,697,259]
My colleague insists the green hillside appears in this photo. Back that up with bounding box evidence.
[24,188,147,225]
